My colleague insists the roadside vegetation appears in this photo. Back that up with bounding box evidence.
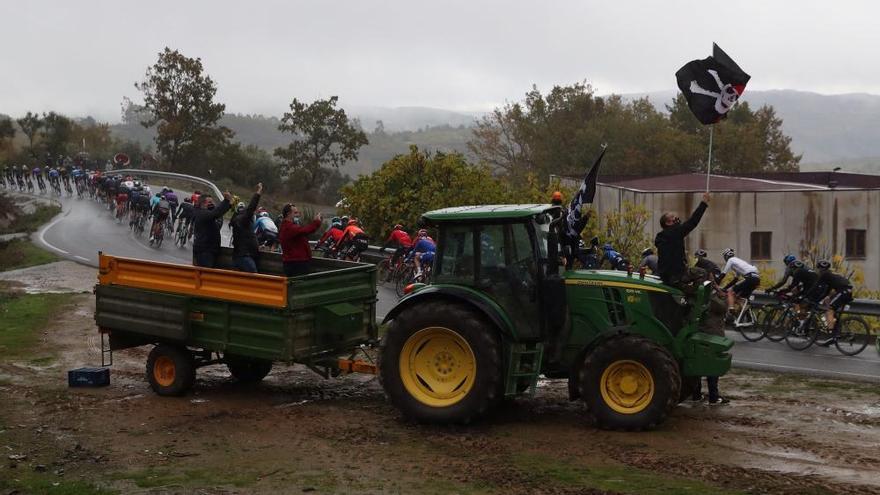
[0,289,72,358]
[0,238,58,272]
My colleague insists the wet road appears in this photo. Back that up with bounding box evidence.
[26,190,880,382]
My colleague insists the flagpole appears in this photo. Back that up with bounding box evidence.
[706,125,714,192]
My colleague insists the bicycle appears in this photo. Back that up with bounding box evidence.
[785,301,871,355]
[377,249,407,287]
[758,292,800,343]
[174,220,193,248]
[727,293,762,341]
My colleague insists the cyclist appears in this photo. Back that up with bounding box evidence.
[381,224,413,264]
[115,183,129,221]
[810,260,854,332]
[164,188,179,223]
[150,191,163,212]
[787,260,820,301]
[336,218,369,261]
[406,229,436,279]
[720,248,760,319]
[32,165,45,192]
[48,167,61,193]
[694,249,723,284]
[254,210,280,250]
[59,164,70,192]
[176,197,195,236]
[638,248,658,274]
[318,217,345,251]
[766,254,800,294]
[149,194,171,243]
[22,165,33,192]
[601,243,629,271]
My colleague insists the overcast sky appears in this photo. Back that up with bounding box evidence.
[3,0,879,122]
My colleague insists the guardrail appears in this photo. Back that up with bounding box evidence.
[752,292,880,317]
[110,169,224,201]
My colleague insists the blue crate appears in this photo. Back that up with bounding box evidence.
[67,367,110,387]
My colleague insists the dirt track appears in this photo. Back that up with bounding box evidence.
[2,263,880,494]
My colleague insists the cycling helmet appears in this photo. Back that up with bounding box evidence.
[133,180,141,188]
[340,215,349,225]
[722,248,735,260]
[816,259,832,271]
[394,223,403,230]
[166,188,173,193]
[641,248,653,257]
[258,211,269,218]
[348,218,358,226]
[603,243,613,251]
[183,197,192,203]
[791,260,805,270]
[695,249,708,258]
[417,229,428,238]
[161,187,169,193]
[331,216,340,224]
[332,220,342,228]
[783,254,796,265]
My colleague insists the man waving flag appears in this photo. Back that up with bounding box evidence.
[675,44,751,125]
[566,144,606,240]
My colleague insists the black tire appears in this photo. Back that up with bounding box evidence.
[395,265,414,298]
[146,344,196,396]
[835,316,871,356]
[578,335,681,431]
[377,259,392,286]
[785,313,820,351]
[226,355,273,382]
[738,306,765,342]
[763,306,789,342]
[379,301,502,424]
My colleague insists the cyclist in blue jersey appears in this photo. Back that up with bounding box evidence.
[406,229,436,278]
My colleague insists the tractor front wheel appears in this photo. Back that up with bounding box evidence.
[146,344,196,396]
[380,301,502,424]
[578,335,680,430]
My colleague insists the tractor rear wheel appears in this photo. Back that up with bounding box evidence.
[226,355,273,383]
[578,335,680,430]
[380,301,502,424]
[146,344,196,396]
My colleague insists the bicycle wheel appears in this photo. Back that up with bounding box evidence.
[834,316,871,356]
[764,306,791,342]
[785,313,820,350]
[377,259,392,286]
[396,265,414,298]
[739,305,765,342]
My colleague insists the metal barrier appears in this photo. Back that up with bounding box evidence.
[110,169,223,200]
[752,292,880,317]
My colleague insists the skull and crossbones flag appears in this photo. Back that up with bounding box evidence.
[675,44,751,125]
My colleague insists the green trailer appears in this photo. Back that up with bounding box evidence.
[95,248,378,395]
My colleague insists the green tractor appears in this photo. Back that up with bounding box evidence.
[380,204,733,430]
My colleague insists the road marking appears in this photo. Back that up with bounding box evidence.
[733,359,880,381]
[74,255,90,262]
[37,211,70,255]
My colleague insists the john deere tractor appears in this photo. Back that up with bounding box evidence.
[380,204,732,430]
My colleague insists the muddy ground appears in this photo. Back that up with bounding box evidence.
[2,262,880,494]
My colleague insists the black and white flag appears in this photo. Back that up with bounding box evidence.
[565,145,606,239]
[676,43,751,125]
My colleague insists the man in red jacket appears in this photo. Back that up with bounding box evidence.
[279,203,323,276]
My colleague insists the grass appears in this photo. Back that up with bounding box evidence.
[0,473,117,495]
[0,291,73,358]
[0,238,59,271]
[0,197,62,235]
[512,453,746,495]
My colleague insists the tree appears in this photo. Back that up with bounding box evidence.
[135,47,231,171]
[341,146,512,238]
[0,117,14,156]
[274,96,368,190]
[40,112,75,158]
[16,111,44,158]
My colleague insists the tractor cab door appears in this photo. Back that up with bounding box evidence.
[476,222,542,341]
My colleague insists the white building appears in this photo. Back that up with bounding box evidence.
[558,172,880,289]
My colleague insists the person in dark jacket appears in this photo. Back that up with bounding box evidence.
[230,183,263,273]
[654,192,710,288]
[192,191,232,268]
[279,203,322,277]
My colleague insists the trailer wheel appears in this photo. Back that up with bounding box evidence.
[226,356,272,383]
[578,335,680,431]
[146,344,196,396]
[380,301,501,424]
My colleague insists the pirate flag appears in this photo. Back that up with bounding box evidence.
[565,144,606,239]
[675,44,751,125]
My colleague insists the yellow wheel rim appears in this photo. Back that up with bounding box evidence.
[154,356,177,387]
[599,360,654,414]
[399,327,476,408]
